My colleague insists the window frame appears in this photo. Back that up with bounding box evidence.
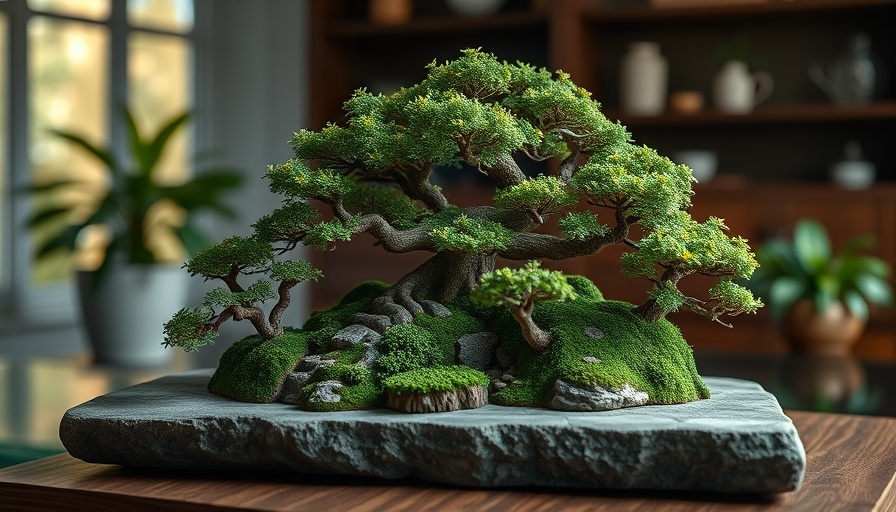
[0,0,196,329]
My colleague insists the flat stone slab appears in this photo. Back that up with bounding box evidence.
[60,370,805,494]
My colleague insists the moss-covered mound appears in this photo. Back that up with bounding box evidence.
[208,275,708,411]
[491,298,709,407]
[384,365,489,395]
[208,329,308,402]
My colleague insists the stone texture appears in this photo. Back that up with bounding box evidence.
[60,370,805,494]
[454,332,498,370]
[350,313,392,333]
[328,324,381,350]
[550,379,650,411]
[584,326,605,340]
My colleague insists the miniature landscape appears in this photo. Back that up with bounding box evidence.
[163,48,762,414]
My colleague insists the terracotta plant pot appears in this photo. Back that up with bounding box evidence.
[782,300,864,356]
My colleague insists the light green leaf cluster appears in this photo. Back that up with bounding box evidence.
[251,201,319,243]
[186,236,273,279]
[203,281,276,308]
[622,212,758,280]
[271,260,323,282]
[558,211,610,241]
[401,90,530,167]
[304,216,359,250]
[647,281,686,314]
[471,261,577,308]
[709,279,763,314]
[343,183,422,229]
[503,63,629,155]
[163,307,217,352]
[429,214,513,254]
[421,48,511,100]
[494,175,577,218]
[265,159,353,201]
[572,144,693,223]
[291,122,362,167]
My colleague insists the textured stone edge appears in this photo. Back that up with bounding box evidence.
[60,371,806,494]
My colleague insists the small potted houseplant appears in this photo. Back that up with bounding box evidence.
[749,219,893,355]
[29,107,243,366]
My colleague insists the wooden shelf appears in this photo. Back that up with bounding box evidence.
[328,12,546,38]
[606,102,896,127]
[579,0,896,24]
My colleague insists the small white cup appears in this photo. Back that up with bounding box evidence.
[674,150,718,183]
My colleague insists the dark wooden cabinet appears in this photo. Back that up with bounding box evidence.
[306,0,896,359]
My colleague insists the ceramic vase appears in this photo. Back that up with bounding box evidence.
[77,264,187,367]
[619,42,668,116]
[809,33,876,104]
[713,60,773,114]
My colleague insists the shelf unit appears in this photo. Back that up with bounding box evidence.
[306,0,896,358]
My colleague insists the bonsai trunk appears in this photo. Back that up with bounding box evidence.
[511,301,551,351]
[633,299,666,323]
[365,251,496,326]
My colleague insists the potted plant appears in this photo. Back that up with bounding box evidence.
[749,219,893,355]
[29,107,243,366]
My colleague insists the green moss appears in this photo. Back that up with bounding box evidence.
[299,363,382,412]
[384,365,488,395]
[491,296,709,407]
[301,281,389,351]
[565,275,604,302]
[377,306,483,376]
[208,329,308,402]
[208,276,707,412]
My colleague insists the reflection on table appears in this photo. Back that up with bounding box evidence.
[695,352,896,416]
[0,352,193,467]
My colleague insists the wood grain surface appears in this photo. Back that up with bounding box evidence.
[2,411,895,511]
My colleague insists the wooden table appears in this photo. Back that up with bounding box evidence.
[1,411,895,511]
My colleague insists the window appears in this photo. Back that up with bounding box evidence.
[0,0,194,322]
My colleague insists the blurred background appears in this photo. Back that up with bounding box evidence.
[1,0,895,466]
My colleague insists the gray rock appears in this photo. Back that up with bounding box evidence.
[350,313,392,333]
[295,355,334,373]
[582,356,600,363]
[584,326,605,340]
[495,346,514,370]
[305,380,343,404]
[550,379,650,411]
[357,344,381,368]
[455,332,498,370]
[420,300,452,318]
[328,324,381,350]
[60,370,806,494]
[277,371,314,404]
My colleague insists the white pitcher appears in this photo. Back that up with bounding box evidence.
[713,61,773,114]
[620,42,668,116]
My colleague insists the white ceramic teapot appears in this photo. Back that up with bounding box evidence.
[713,61,773,114]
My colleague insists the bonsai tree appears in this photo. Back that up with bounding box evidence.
[262,48,760,329]
[164,235,323,351]
[163,49,761,412]
[471,261,576,351]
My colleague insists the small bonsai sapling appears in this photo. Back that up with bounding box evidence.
[471,261,576,351]
[163,235,322,351]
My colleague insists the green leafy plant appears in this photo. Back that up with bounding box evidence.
[749,219,893,321]
[29,107,244,279]
[471,261,577,351]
